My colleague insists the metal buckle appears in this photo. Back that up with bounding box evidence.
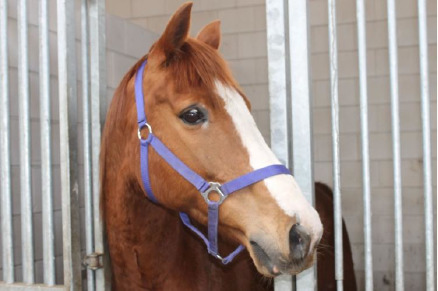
[83,252,103,270]
[138,122,152,140]
[212,252,224,262]
[201,182,226,205]
[214,253,224,261]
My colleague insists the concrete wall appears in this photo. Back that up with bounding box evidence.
[0,0,156,284]
[105,0,437,290]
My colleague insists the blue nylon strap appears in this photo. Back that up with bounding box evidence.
[207,201,220,254]
[179,212,210,247]
[135,60,148,126]
[222,245,246,264]
[140,137,158,203]
[179,212,245,264]
[148,134,210,193]
[221,164,290,195]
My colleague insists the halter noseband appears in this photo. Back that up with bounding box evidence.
[135,60,292,264]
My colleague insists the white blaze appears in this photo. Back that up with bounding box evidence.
[216,81,322,236]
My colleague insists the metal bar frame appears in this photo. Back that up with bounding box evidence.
[89,0,109,289]
[327,0,344,290]
[356,0,373,290]
[266,0,294,289]
[18,0,35,283]
[57,0,82,289]
[39,0,56,285]
[288,0,317,290]
[81,0,96,290]
[0,283,66,291]
[387,1,404,290]
[0,0,15,284]
[417,0,435,290]
[267,0,289,167]
[267,0,317,290]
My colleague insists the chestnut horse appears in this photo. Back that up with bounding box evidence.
[100,2,323,290]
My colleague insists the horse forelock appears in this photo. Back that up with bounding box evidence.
[164,38,233,89]
[151,37,250,108]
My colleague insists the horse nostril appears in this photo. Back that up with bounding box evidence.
[289,223,311,261]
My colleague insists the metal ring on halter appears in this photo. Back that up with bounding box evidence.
[201,182,226,205]
[213,253,224,261]
[137,122,152,140]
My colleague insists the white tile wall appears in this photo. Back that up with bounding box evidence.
[241,84,269,110]
[238,31,267,58]
[190,10,219,34]
[131,0,166,18]
[220,33,239,59]
[106,0,132,18]
[219,7,258,33]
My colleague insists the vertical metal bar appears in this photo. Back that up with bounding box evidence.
[0,0,14,283]
[18,0,35,283]
[289,0,316,290]
[417,0,435,290]
[266,0,293,289]
[57,0,82,289]
[327,0,343,290]
[81,0,96,290]
[89,0,109,289]
[267,0,289,167]
[387,1,404,290]
[356,0,373,290]
[39,0,56,285]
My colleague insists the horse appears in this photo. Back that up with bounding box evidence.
[100,2,323,290]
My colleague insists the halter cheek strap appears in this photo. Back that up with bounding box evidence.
[135,60,292,264]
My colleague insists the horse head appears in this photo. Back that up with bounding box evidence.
[129,2,322,277]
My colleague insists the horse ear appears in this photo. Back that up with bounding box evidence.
[196,20,221,50]
[157,2,193,58]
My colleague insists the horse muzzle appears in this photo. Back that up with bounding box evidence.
[248,223,320,277]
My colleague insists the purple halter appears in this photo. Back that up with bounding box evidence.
[135,60,291,264]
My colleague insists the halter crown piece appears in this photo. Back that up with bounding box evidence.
[135,60,292,264]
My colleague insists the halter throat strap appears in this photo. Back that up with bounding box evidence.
[135,60,291,264]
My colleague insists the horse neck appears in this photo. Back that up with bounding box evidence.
[111,187,197,286]
[126,192,186,267]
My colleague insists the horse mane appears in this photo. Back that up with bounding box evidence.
[99,54,147,222]
[315,182,334,198]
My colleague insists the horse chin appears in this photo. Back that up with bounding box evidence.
[248,240,316,278]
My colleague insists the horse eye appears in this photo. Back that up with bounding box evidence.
[179,107,206,125]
